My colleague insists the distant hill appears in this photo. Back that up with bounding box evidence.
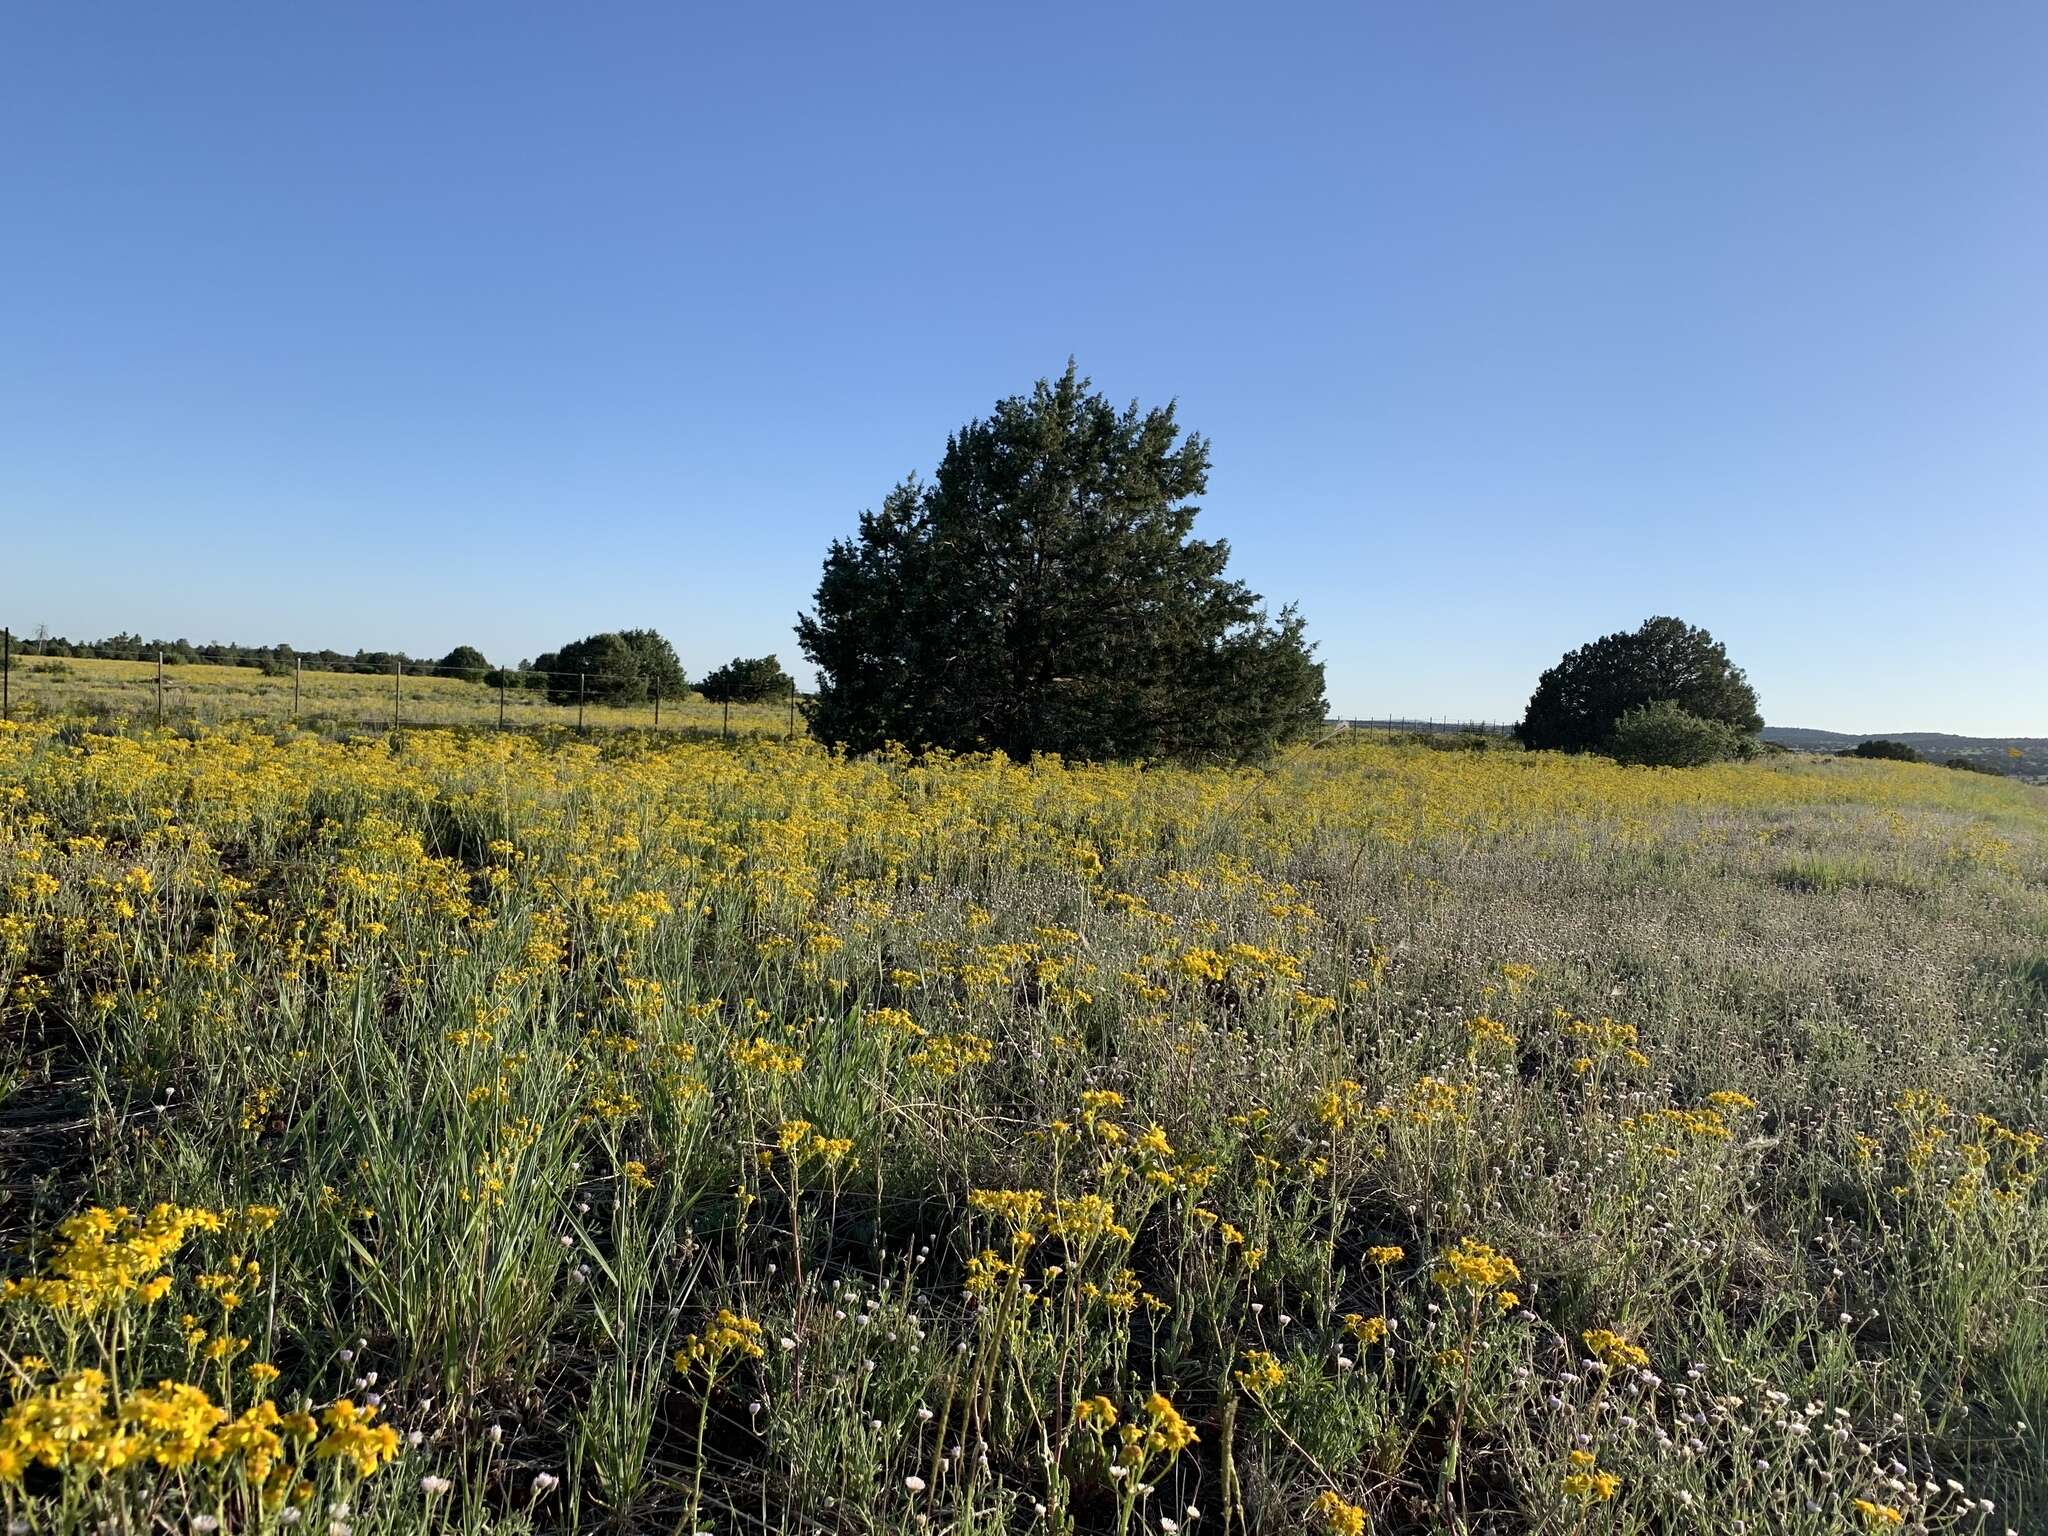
[1764,726,2047,782]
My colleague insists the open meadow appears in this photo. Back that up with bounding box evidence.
[0,655,796,740]
[0,721,2044,1534]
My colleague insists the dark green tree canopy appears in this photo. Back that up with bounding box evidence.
[528,630,687,706]
[698,654,797,704]
[437,645,490,684]
[796,363,1326,763]
[1848,739,1920,762]
[1516,616,1762,754]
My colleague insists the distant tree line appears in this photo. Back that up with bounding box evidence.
[5,627,798,710]
[2,629,466,677]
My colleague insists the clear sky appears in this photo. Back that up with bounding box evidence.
[4,3,2044,733]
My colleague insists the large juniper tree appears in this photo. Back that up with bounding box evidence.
[1516,616,1762,753]
[797,363,1325,762]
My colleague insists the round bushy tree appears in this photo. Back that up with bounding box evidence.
[698,655,797,704]
[1607,700,1750,767]
[796,362,1326,763]
[438,645,491,684]
[1516,617,1761,754]
[529,630,686,706]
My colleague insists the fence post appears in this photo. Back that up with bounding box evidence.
[3,628,10,721]
[577,674,586,733]
[394,659,402,733]
[722,698,730,741]
[293,658,301,722]
[156,652,165,729]
[498,675,507,730]
[653,685,660,729]
[788,698,795,740]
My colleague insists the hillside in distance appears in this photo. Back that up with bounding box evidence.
[1764,725,2047,781]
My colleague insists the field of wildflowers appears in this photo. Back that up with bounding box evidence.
[0,719,2043,1533]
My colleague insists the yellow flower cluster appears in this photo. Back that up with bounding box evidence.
[1432,1237,1522,1309]
[1560,1446,1621,1502]
[1311,1490,1369,1535]
[2,1204,223,1315]
[1232,1349,1287,1395]
[0,1370,391,1498]
[1581,1328,1649,1368]
[676,1309,767,1376]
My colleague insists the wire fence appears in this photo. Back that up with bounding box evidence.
[1325,717,1516,737]
[0,631,1530,747]
[0,630,803,741]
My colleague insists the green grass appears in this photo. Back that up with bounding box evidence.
[1,653,799,737]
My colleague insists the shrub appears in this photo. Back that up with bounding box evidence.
[438,645,491,684]
[698,655,797,704]
[1606,700,1750,768]
[1517,617,1761,753]
[529,631,687,707]
[1847,739,1920,763]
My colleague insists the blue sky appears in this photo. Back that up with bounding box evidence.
[4,3,2043,733]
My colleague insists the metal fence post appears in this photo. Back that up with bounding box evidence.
[722,698,730,741]
[2,628,10,721]
[156,652,165,728]
[293,658,302,721]
[788,699,795,740]
[577,673,586,733]
[653,685,660,729]
[394,659,402,732]
[498,675,507,730]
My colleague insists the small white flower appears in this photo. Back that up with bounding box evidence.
[532,1472,559,1496]
[421,1476,452,1496]
[904,1475,927,1493]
